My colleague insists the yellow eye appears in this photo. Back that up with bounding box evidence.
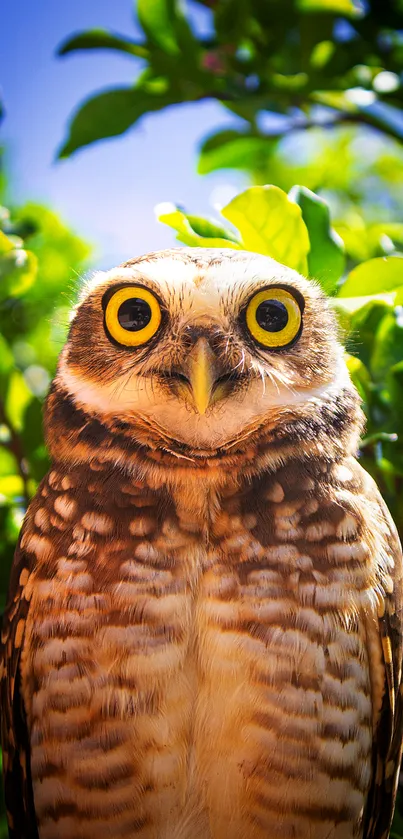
[245,287,302,349]
[105,286,162,347]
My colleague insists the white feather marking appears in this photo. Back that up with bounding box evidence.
[57,352,351,450]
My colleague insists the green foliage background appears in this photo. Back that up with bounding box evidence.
[0,181,91,615]
[3,0,403,835]
[0,151,91,835]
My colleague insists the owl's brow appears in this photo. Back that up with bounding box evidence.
[127,279,193,312]
[219,275,284,313]
[101,273,166,303]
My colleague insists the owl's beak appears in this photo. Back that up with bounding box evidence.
[187,338,217,415]
[166,336,236,414]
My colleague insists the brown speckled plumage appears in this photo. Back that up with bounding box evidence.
[1,248,402,839]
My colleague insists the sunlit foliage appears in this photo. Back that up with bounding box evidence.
[2,0,403,834]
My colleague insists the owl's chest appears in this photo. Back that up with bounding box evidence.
[24,482,374,839]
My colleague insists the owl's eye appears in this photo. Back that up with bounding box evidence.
[105,286,162,347]
[245,287,302,349]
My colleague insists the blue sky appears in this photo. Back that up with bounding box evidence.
[1,0,247,268]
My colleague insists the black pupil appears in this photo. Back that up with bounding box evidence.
[117,298,152,332]
[256,299,288,332]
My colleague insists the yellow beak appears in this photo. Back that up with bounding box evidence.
[187,338,217,415]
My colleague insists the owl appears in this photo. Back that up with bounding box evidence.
[1,248,402,839]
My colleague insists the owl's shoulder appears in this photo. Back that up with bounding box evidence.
[236,455,396,564]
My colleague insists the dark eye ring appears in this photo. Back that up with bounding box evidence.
[245,287,303,348]
[105,286,161,346]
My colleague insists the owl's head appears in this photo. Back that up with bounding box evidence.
[51,248,360,458]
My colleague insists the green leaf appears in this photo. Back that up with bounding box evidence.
[0,230,14,255]
[4,372,32,432]
[377,456,397,493]
[289,186,345,294]
[184,215,239,242]
[137,0,182,55]
[221,186,310,274]
[0,334,14,399]
[297,0,362,13]
[345,354,371,402]
[0,249,37,300]
[20,398,44,455]
[26,444,50,484]
[13,203,91,303]
[391,360,403,390]
[338,257,403,298]
[310,41,335,69]
[332,294,396,314]
[0,447,18,478]
[370,312,403,381]
[0,475,24,502]
[198,130,276,175]
[371,223,403,247]
[58,86,175,158]
[337,222,403,263]
[347,300,393,369]
[388,362,403,431]
[58,29,149,59]
[311,91,359,113]
[156,205,242,248]
[271,73,308,91]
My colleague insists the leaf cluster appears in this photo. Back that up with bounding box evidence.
[0,197,91,615]
[0,184,91,832]
[57,0,403,157]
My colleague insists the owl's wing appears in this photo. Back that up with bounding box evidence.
[364,493,403,839]
[0,529,38,839]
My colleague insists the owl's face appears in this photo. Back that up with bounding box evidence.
[57,249,346,450]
